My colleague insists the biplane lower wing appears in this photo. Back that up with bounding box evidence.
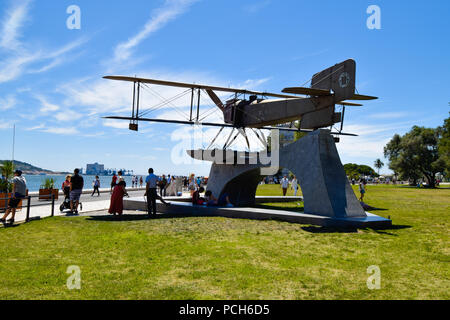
[102,116,358,136]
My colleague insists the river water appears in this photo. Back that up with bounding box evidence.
[22,175,142,192]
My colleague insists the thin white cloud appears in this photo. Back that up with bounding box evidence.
[26,123,45,131]
[0,122,12,130]
[367,112,409,120]
[336,120,418,161]
[54,110,83,122]
[42,127,80,135]
[103,119,131,129]
[0,95,17,111]
[0,0,31,51]
[35,95,60,113]
[113,0,198,63]
[0,1,89,83]
[243,0,271,13]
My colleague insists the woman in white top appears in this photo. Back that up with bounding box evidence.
[291,176,299,196]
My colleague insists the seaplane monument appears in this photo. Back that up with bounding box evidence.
[103,59,392,228]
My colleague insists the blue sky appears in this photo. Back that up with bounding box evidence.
[0,0,449,176]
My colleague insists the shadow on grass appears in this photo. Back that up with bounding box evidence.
[398,185,450,190]
[301,224,412,235]
[86,213,213,222]
[301,226,359,233]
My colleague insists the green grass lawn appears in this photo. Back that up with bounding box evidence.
[0,185,448,300]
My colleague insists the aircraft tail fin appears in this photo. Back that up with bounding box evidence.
[311,59,356,102]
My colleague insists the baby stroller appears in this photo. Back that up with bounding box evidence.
[60,186,83,213]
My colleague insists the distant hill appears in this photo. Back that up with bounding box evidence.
[0,160,67,175]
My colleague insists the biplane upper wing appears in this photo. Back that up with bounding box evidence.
[103,76,299,99]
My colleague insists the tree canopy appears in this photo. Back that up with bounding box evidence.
[438,113,450,174]
[384,124,446,187]
[344,163,378,180]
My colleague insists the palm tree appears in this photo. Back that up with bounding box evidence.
[0,161,15,193]
[0,160,14,180]
[374,159,384,175]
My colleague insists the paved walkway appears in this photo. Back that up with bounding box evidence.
[1,188,193,227]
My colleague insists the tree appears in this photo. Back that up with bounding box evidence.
[344,163,378,180]
[438,112,450,175]
[0,160,14,180]
[374,159,384,175]
[0,160,15,193]
[384,126,445,188]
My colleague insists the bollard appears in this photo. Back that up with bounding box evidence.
[26,196,31,222]
[51,194,55,217]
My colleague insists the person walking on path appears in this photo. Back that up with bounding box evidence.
[291,176,299,196]
[117,171,125,184]
[91,176,100,197]
[1,170,27,225]
[188,174,197,197]
[359,179,366,202]
[109,180,127,218]
[281,175,289,196]
[159,174,167,197]
[70,168,84,215]
[110,174,117,193]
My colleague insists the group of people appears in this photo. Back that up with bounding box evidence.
[61,169,85,215]
[108,168,171,218]
[191,187,233,207]
[130,175,144,188]
[280,175,300,196]
[0,168,229,223]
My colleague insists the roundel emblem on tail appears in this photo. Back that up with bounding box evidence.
[339,72,351,88]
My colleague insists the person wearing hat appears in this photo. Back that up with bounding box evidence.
[1,170,27,224]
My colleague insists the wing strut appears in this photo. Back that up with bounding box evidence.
[223,128,236,149]
[207,127,225,150]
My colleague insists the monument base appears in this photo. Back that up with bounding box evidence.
[123,197,392,229]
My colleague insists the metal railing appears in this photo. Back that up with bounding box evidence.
[0,193,56,223]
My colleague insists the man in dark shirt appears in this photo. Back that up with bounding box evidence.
[70,168,84,214]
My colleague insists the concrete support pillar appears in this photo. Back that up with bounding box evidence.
[206,129,366,218]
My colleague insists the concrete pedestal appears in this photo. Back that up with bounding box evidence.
[197,130,368,219]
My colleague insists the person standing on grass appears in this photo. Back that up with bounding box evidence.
[281,175,289,196]
[70,169,84,215]
[91,176,100,197]
[359,179,366,202]
[0,170,27,225]
[291,176,299,196]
